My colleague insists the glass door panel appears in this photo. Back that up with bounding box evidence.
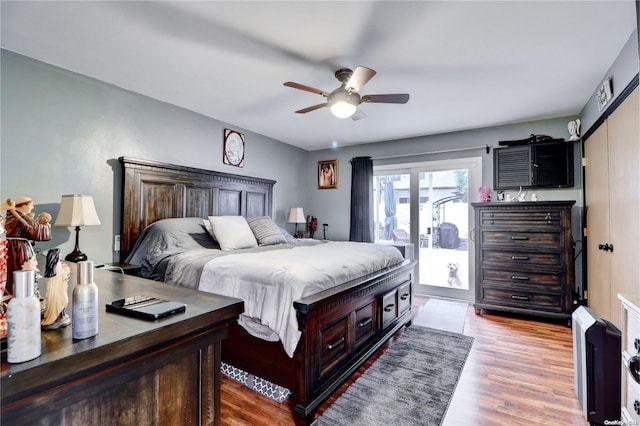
[373,173,410,243]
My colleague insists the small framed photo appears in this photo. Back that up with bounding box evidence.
[596,78,613,111]
[318,159,338,189]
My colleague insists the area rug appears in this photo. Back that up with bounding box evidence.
[412,298,469,333]
[313,325,473,426]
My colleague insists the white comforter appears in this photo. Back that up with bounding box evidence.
[198,241,404,357]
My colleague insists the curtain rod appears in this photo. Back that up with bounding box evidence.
[373,144,492,160]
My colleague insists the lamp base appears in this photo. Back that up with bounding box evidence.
[64,250,87,263]
[65,225,88,263]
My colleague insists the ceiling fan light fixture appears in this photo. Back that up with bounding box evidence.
[328,90,358,118]
[330,101,357,118]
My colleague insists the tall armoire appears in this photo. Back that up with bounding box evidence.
[584,83,639,329]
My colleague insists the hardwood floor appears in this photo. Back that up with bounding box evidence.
[220,296,588,425]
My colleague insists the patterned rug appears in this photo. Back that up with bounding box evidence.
[220,362,291,403]
[313,325,473,426]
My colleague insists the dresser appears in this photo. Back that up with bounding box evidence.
[1,267,243,426]
[471,201,575,321]
[619,294,640,425]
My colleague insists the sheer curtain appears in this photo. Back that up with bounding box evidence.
[349,156,374,242]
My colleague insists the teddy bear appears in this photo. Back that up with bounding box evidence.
[477,186,491,203]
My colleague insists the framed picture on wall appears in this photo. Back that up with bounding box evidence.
[223,129,245,167]
[318,159,338,189]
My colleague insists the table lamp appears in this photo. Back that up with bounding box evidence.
[288,207,305,237]
[54,194,101,262]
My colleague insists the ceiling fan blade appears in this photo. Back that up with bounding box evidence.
[351,108,367,121]
[284,82,329,97]
[295,103,327,114]
[345,66,377,92]
[361,94,410,104]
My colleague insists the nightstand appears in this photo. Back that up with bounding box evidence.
[99,263,141,276]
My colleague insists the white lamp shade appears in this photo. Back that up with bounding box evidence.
[288,207,306,224]
[54,194,101,227]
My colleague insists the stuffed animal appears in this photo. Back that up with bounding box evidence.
[477,186,491,203]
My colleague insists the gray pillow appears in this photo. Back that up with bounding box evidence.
[247,216,288,246]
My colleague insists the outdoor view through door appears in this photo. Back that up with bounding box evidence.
[374,166,471,294]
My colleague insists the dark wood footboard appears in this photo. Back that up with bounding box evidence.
[222,259,416,425]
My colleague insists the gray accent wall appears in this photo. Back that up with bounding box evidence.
[1,50,308,263]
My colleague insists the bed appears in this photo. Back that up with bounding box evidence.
[119,157,416,425]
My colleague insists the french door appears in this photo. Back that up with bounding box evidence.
[374,157,481,301]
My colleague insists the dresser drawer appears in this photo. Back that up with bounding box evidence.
[479,229,565,249]
[623,307,640,356]
[480,268,564,288]
[319,317,349,376]
[480,249,563,268]
[622,352,640,425]
[354,301,376,346]
[479,209,564,227]
[479,287,565,312]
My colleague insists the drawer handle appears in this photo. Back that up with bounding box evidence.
[511,295,530,301]
[511,256,530,261]
[630,355,640,385]
[510,236,529,241]
[635,399,640,415]
[400,293,410,301]
[325,336,345,351]
[384,303,395,312]
[511,275,530,281]
[358,317,373,328]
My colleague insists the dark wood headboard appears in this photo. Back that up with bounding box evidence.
[119,157,275,259]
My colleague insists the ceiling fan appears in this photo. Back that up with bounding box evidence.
[284,66,409,120]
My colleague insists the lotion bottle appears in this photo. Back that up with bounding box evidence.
[72,260,98,339]
[7,270,41,363]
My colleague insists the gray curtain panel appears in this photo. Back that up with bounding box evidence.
[349,156,374,242]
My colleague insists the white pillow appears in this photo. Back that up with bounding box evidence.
[247,216,287,246]
[203,219,216,240]
[208,216,258,251]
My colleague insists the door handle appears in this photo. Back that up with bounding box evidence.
[598,243,614,252]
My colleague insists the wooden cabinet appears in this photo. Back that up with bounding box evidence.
[471,201,575,321]
[1,268,243,426]
[619,294,640,425]
[493,141,574,190]
[584,86,639,329]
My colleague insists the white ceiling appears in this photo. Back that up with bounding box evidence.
[1,1,637,151]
